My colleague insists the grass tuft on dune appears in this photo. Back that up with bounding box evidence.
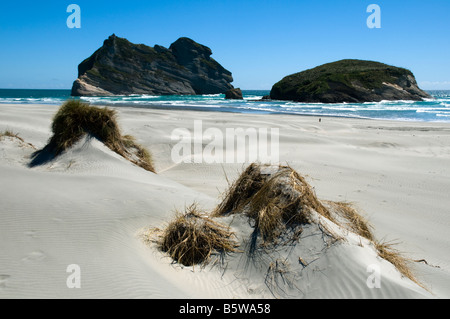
[32,100,155,172]
[0,130,36,149]
[159,163,421,288]
[160,203,238,267]
[214,163,334,244]
[1,130,22,141]
[374,240,422,288]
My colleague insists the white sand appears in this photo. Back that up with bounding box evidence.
[1,103,449,299]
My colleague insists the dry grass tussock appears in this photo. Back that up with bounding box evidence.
[33,100,155,172]
[0,130,26,143]
[0,130,36,149]
[157,163,422,288]
[374,240,423,288]
[213,163,421,286]
[160,204,239,267]
[214,163,334,243]
[326,200,375,242]
[326,201,422,286]
[0,130,19,139]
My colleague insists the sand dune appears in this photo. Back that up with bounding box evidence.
[1,103,449,298]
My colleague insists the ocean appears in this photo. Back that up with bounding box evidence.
[1,89,449,122]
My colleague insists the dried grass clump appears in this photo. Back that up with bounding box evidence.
[0,130,19,139]
[0,130,36,149]
[326,201,421,285]
[214,164,332,243]
[121,135,155,172]
[374,240,421,287]
[327,201,374,241]
[214,163,268,216]
[160,204,238,266]
[212,163,422,288]
[34,100,155,172]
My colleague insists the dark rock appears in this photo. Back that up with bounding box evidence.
[261,95,271,100]
[71,35,234,96]
[270,59,431,103]
[225,88,243,100]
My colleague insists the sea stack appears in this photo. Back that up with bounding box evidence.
[225,88,243,100]
[71,34,234,96]
[270,59,431,103]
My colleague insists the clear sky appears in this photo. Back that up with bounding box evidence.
[0,0,449,90]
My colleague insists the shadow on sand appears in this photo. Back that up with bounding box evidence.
[29,144,57,168]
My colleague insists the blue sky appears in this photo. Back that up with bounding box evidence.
[0,0,449,90]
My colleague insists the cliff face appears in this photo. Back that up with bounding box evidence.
[270,59,431,103]
[71,35,234,96]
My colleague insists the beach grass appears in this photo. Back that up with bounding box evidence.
[37,99,155,172]
[214,164,333,243]
[212,163,420,285]
[0,130,36,149]
[0,130,21,140]
[327,200,375,242]
[374,240,423,288]
[160,203,238,267]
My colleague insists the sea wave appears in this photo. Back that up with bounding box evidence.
[1,89,450,122]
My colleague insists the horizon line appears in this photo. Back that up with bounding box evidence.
[2,87,450,92]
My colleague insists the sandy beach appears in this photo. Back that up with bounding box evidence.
[1,102,450,299]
